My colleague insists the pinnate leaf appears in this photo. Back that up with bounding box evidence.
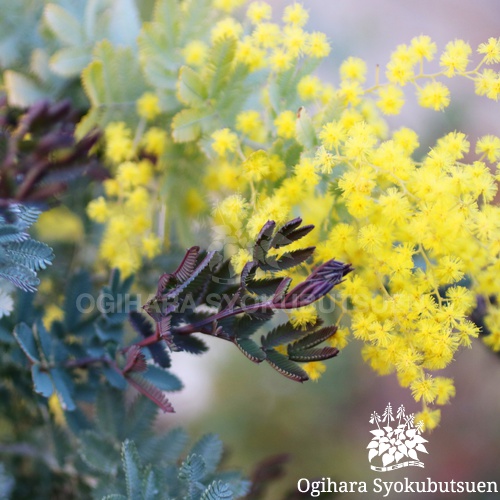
[261,322,305,349]
[201,481,234,500]
[287,346,339,362]
[235,338,266,363]
[177,66,207,106]
[265,349,309,382]
[191,434,224,476]
[288,325,335,352]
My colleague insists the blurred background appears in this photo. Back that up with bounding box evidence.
[161,1,500,498]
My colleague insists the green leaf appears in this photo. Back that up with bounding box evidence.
[171,108,211,143]
[138,22,178,91]
[79,430,120,475]
[261,322,306,349]
[49,47,91,77]
[31,47,54,83]
[201,481,234,500]
[206,37,237,98]
[83,0,107,40]
[13,323,39,362]
[142,365,183,392]
[178,0,214,43]
[122,440,143,500]
[106,0,141,47]
[31,364,54,398]
[49,367,76,411]
[190,434,223,476]
[3,71,47,107]
[152,0,179,46]
[295,107,317,150]
[74,107,102,139]
[234,338,266,363]
[78,40,147,137]
[265,349,309,382]
[44,4,84,46]
[177,66,207,106]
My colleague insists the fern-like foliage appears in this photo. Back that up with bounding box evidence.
[0,204,54,292]
[3,218,351,421]
[141,217,353,387]
[0,220,348,497]
[79,388,249,499]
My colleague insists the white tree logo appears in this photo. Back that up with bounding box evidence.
[367,403,429,472]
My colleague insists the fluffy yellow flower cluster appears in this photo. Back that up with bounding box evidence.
[208,1,332,72]
[87,121,166,276]
[371,35,500,114]
[206,31,500,428]
[84,0,500,428]
[323,126,499,430]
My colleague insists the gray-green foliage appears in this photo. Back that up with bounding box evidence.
[0,0,260,140]
[0,0,153,107]
[85,393,250,499]
[1,266,244,498]
[0,204,54,292]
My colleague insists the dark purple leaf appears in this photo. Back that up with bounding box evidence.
[173,246,200,282]
[129,311,155,338]
[123,346,147,373]
[259,247,315,272]
[271,220,314,249]
[159,316,171,339]
[265,349,309,382]
[288,346,339,362]
[235,338,266,363]
[306,259,354,283]
[288,325,337,351]
[126,373,175,413]
[278,280,334,309]
[245,277,288,297]
[241,261,257,287]
[253,220,276,262]
[261,322,307,349]
[171,334,208,354]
